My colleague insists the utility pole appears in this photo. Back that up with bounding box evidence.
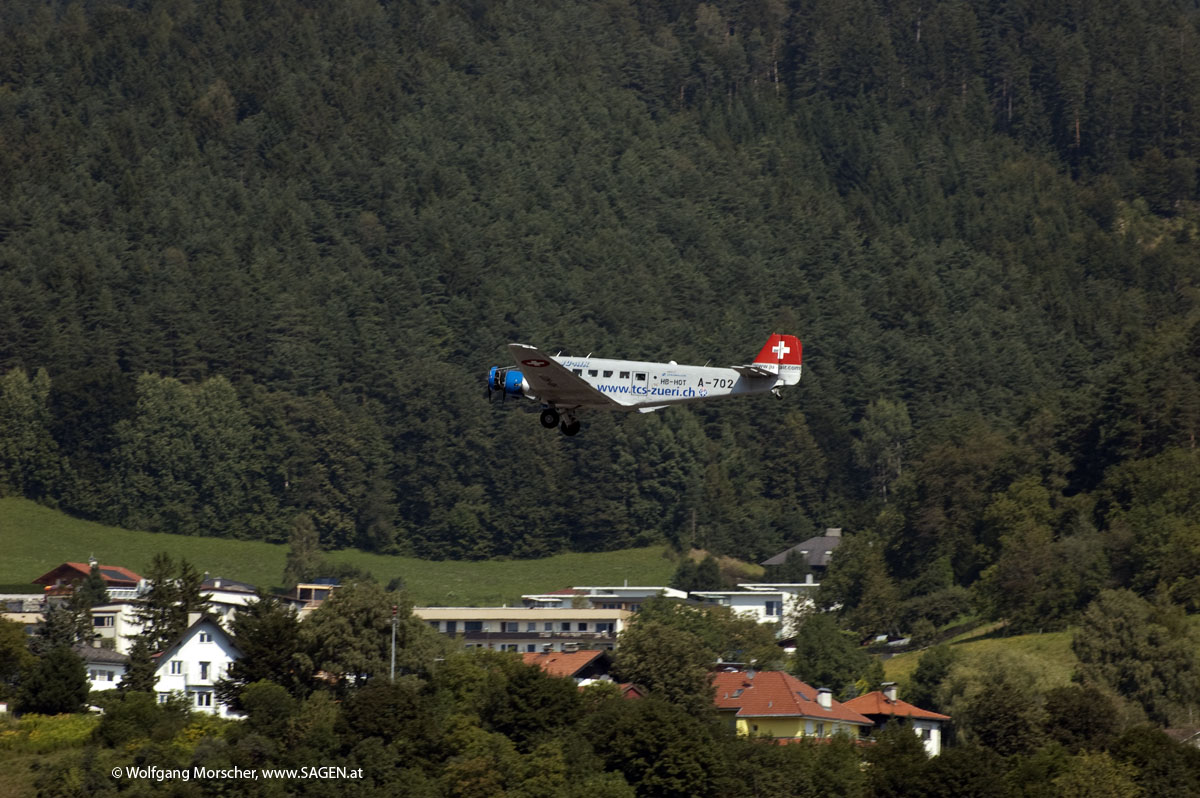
[390,604,397,682]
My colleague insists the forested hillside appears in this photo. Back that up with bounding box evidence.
[2,1,1200,629]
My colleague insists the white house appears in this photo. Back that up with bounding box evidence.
[75,644,129,693]
[151,614,242,718]
[691,582,819,636]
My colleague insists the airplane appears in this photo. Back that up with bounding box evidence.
[485,333,802,435]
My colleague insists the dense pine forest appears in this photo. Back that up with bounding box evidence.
[2,0,1200,635]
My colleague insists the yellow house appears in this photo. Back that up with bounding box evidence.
[713,670,872,741]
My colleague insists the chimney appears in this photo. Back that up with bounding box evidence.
[817,688,833,710]
[826,528,842,538]
[187,610,204,627]
[882,682,898,703]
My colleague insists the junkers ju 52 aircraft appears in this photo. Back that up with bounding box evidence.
[485,333,802,435]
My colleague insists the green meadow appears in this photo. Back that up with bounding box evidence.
[0,498,675,606]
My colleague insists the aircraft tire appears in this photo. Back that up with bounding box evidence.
[540,408,560,429]
[560,419,581,436]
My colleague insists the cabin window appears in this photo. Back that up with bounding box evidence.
[635,372,646,381]
[619,371,630,379]
[572,369,582,375]
[588,369,598,377]
[603,370,613,377]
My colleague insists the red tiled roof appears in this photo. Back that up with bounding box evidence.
[522,649,608,678]
[713,671,872,726]
[33,562,142,587]
[842,691,951,721]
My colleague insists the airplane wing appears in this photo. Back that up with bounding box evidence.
[508,344,621,408]
[733,365,777,378]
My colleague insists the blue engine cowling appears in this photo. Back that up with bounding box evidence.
[504,369,527,397]
[487,367,528,399]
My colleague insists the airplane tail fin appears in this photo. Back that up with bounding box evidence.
[752,334,803,385]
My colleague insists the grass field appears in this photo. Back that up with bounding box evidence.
[883,624,1078,692]
[0,498,676,606]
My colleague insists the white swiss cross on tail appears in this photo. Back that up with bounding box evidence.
[752,333,803,385]
[771,340,791,360]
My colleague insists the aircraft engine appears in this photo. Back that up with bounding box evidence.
[503,369,528,398]
[486,366,529,401]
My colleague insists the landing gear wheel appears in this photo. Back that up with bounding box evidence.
[560,418,581,436]
[540,408,560,429]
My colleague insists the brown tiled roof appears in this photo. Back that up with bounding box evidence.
[842,691,951,721]
[713,671,872,726]
[522,649,608,678]
[33,562,142,587]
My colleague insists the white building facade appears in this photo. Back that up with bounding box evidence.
[152,616,242,718]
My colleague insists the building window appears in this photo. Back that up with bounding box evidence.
[764,600,781,617]
[578,622,588,632]
[195,691,212,708]
[526,622,536,632]
[199,662,210,680]
[445,621,457,634]
[464,621,483,632]
[560,622,571,632]
[526,644,537,652]
[199,631,213,643]
[595,622,615,634]
[428,620,440,630]
[544,622,553,632]
[170,660,182,675]
[93,616,115,627]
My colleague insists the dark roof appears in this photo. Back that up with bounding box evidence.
[201,576,258,594]
[761,531,844,568]
[73,645,130,665]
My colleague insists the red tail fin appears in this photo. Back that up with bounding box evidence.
[753,334,802,366]
[752,334,803,385]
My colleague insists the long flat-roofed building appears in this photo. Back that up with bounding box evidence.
[413,607,632,653]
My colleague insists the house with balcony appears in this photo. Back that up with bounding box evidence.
[691,582,819,637]
[151,614,242,717]
[88,601,145,654]
[414,607,632,652]
[520,585,687,611]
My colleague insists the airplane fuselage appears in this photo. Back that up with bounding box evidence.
[537,356,774,410]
